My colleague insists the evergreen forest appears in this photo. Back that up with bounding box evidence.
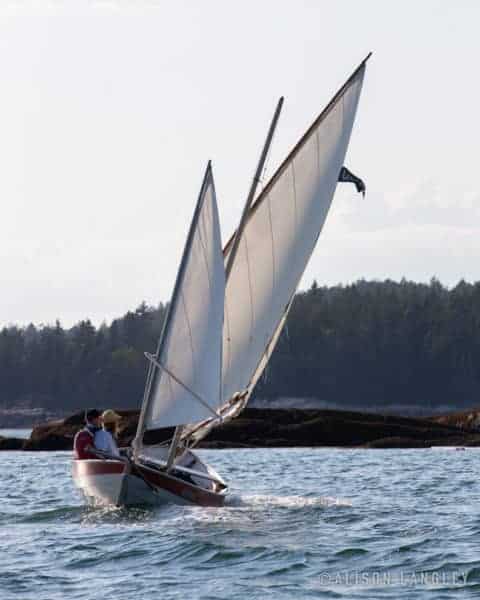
[2,279,479,414]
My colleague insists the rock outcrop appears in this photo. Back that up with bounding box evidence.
[0,436,25,450]
[3,407,480,451]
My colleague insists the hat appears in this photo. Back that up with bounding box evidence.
[85,408,101,422]
[102,409,122,425]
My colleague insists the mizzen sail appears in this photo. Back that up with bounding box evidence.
[137,163,225,434]
[221,56,369,408]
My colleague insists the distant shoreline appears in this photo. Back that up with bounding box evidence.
[3,399,478,429]
[2,406,480,451]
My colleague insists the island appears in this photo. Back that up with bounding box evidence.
[1,407,480,451]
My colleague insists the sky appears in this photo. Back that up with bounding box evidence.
[1,0,480,327]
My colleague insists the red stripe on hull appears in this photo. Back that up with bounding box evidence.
[135,464,225,507]
[72,459,126,476]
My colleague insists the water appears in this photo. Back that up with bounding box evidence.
[0,429,32,439]
[0,448,479,599]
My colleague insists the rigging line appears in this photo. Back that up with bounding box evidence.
[133,353,156,454]
[144,352,220,420]
[166,350,176,417]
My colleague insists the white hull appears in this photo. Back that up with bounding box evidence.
[72,452,227,507]
[76,472,194,507]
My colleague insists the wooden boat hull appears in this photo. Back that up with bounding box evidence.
[72,459,226,507]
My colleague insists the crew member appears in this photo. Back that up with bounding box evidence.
[94,409,122,458]
[73,409,102,460]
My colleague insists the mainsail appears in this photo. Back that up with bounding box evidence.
[218,55,369,418]
[135,162,225,443]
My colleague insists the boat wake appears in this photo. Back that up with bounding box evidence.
[228,494,352,509]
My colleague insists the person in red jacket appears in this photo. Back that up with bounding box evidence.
[73,409,102,459]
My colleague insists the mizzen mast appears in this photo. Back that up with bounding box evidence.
[224,96,284,282]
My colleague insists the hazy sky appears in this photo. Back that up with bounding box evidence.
[2,0,480,327]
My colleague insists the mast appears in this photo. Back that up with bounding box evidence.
[166,424,184,471]
[224,96,284,282]
[133,161,215,459]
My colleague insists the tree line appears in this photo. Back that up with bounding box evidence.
[1,279,480,413]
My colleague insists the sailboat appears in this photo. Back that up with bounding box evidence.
[72,54,370,507]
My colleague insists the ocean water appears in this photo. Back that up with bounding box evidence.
[0,448,479,600]
[0,429,32,439]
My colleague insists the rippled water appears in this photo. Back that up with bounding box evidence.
[1,448,479,599]
[0,429,32,439]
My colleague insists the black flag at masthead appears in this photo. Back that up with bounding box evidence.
[338,166,366,196]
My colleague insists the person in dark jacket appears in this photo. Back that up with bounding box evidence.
[73,409,102,460]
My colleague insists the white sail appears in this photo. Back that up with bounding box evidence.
[141,163,225,431]
[221,59,367,407]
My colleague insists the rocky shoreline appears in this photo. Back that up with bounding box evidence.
[1,407,480,451]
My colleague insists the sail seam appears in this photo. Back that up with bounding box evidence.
[166,365,176,420]
[181,289,197,389]
[291,161,299,277]
[244,235,255,386]
[197,207,214,300]
[267,192,276,303]
[222,295,231,403]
